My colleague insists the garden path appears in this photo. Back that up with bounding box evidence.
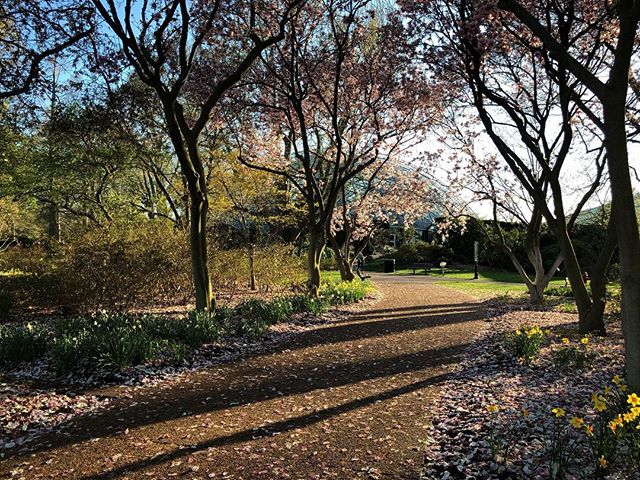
[0,275,484,480]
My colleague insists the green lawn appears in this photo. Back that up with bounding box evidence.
[392,265,566,299]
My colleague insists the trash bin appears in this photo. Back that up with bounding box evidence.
[383,258,395,273]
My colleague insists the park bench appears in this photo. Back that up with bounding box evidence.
[408,263,431,275]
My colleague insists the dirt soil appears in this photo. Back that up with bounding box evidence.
[0,274,485,480]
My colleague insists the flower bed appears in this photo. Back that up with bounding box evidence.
[422,308,637,479]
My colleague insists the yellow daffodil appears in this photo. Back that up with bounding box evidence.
[585,425,594,436]
[552,407,566,418]
[522,409,530,418]
[593,395,607,413]
[486,405,499,413]
[604,386,612,396]
[561,337,570,344]
[612,375,623,385]
[569,417,584,428]
[627,393,640,407]
[599,456,608,468]
[580,337,589,344]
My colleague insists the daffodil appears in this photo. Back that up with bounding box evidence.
[585,425,594,436]
[580,337,589,344]
[612,375,623,385]
[604,386,612,396]
[627,393,640,407]
[593,395,607,413]
[552,407,566,418]
[561,337,570,344]
[599,456,608,468]
[522,408,530,418]
[569,416,584,428]
[486,405,499,413]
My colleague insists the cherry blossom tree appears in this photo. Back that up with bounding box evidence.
[91,0,305,310]
[236,0,438,295]
[328,161,441,281]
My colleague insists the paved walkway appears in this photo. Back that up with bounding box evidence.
[0,275,484,480]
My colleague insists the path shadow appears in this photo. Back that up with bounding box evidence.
[81,372,453,480]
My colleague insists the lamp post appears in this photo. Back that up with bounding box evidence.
[473,241,479,280]
[439,261,447,276]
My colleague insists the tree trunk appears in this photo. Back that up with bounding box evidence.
[603,97,640,390]
[189,192,213,311]
[555,222,601,332]
[307,228,325,297]
[47,203,61,242]
[328,235,355,282]
[248,244,256,291]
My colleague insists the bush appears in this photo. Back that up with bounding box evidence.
[504,325,546,364]
[232,298,294,340]
[50,331,90,373]
[391,241,453,267]
[88,314,158,370]
[545,285,574,298]
[0,291,12,320]
[169,310,223,348]
[0,281,369,373]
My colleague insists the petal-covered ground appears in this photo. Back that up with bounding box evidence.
[0,274,484,479]
[423,305,634,479]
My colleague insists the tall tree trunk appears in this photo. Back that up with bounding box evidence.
[603,97,640,390]
[47,203,61,242]
[554,223,601,331]
[307,227,325,297]
[328,234,355,281]
[585,214,617,334]
[189,189,213,311]
[248,244,256,291]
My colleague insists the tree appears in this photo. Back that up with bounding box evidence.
[92,0,305,310]
[237,0,435,295]
[329,161,440,281]
[491,0,640,391]
[409,0,615,331]
[0,0,93,99]
[448,137,564,304]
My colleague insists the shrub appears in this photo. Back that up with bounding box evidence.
[504,325,546,364]
[0,322,48,365]
[89,314,158,370]
[391,241,453,267]
[51,332,90,373]
[232,298,294,341]
[0,291,12,320]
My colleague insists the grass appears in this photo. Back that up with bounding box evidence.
[387,264,568,299]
